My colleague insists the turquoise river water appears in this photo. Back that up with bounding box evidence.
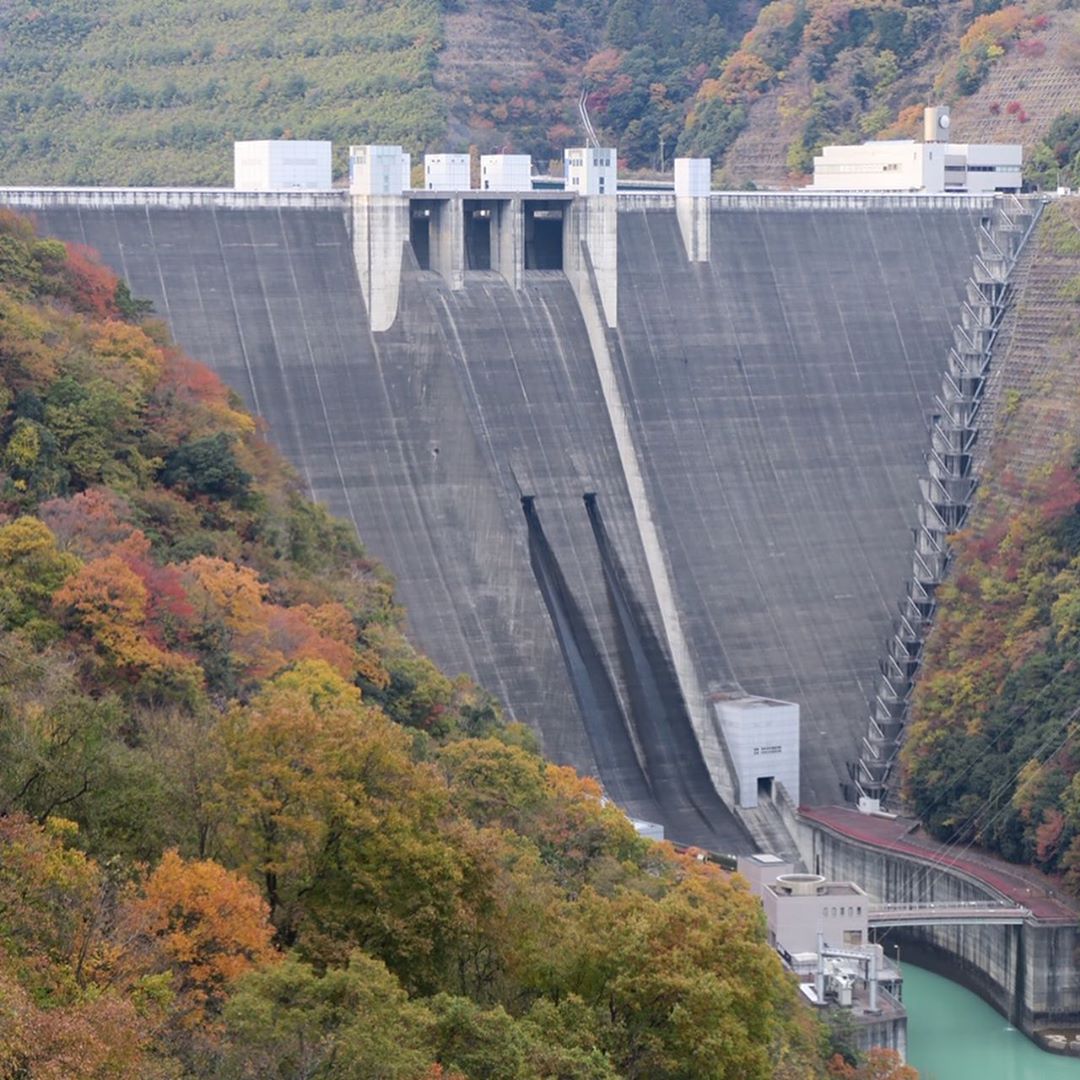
[904,963,1080,1078]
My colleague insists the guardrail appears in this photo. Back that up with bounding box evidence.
[0,187,349,210]
[868,899,1030,926]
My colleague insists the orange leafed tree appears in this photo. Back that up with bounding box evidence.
[828,1048,918,1079]
[121,849,277,1026]
[53,554,200,688]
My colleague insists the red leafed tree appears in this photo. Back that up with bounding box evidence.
[39,489,137,561]
[61,243,119,320]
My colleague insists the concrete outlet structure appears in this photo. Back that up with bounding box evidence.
[233,140,332,191]
[713,695,800,809]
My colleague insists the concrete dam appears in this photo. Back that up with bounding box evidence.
[4,187,1008,852]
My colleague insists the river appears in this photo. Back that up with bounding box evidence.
[904,963,1080,1078]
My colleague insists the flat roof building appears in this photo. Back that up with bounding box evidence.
[674,157,711,197]
[349,145,411,195]
[762,874,870,955]
[425,153,470,192]
[234,140,333,192]
[480,154,532,192]
[811,107,1021,194]
[565,147,616,195]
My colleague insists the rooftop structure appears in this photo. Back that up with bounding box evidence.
[233,140,333,192]
[425,153,470,192]
[349,145,411,196]
[565,147,616,195]
[762,873,870,955]
[480,155,532,192]
[674,157,711,197]
[811,107,1022,194]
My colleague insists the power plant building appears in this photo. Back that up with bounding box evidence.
[349,145,411,195]
[233,140,333,191]
[424,153,471,191]
[811,107,1021,194]
[479,154,533,192]
[565,147,617,195]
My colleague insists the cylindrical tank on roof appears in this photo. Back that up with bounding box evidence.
[775,873,826,896]
[924,105,951,143]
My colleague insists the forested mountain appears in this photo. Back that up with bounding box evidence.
[903,199,1080,893]
[0,212,865,1077]
[1,0,1077,186]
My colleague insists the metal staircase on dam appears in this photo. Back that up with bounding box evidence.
[856,196,1044,809]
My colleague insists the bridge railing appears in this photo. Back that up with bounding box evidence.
[871,899,1023,912]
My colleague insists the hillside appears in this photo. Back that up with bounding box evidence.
[902,198,1080,891]
[0,0,1077,185]
[0,0,760,182]
[0,0,447,184]
[0,213,862,1076]
[716,0,1080,187]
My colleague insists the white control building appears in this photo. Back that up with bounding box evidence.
[811,107,1022,194]
[480,154,533,192]
[565,147,617,195]
[349,145,411,195]
[233,140,333,191]
[712,694,800,809]
[424,153,471,191]
[674,157,711,197]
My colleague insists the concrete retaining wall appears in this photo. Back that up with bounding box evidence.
[803,819,1080,1030]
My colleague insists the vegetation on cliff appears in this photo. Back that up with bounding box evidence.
[2,0,1076,186]
[0,210,849,1077]
[903,199,1080,892]
[0,0,446,184]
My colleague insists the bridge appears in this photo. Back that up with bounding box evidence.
[868,900,1030,927]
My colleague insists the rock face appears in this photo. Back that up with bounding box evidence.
[18,193,987,848]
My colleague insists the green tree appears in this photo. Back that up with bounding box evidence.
[220,952,438,1080]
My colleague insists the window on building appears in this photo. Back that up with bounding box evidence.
[844,930,863,946]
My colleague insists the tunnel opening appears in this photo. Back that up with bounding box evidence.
[524,202,564,270]
[409,203,433,270]
[464,201,492,271]
[757,775,775,800]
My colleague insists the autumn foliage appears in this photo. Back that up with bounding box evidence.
[0,210,840,1077]
[904,202,1080,892]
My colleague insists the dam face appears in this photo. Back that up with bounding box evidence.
[10,190,990,850]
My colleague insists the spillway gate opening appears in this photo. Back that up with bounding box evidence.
[464,200,492,271]
[409,201,435,270]
[525,201,564,270]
